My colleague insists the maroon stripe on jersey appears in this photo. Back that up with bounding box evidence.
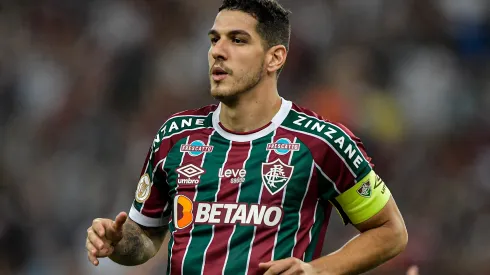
[247,128,295,275]
[170,129,214,275]
[313,204,333,259]
[292,163,318,258]
[202,141,251,275]
[140,179,168,219]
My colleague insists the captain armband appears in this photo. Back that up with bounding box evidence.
[334,170,391,225]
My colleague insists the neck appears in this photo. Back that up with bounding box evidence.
[219,80,282,133]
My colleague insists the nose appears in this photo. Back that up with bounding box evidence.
[210,40,228,61]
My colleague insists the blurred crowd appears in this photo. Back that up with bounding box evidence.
[0,0,489,274]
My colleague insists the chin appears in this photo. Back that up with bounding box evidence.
[210,86,241,104]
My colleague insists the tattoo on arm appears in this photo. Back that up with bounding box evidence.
[110,219,167,266]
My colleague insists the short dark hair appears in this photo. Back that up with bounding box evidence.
[219,0,291,52]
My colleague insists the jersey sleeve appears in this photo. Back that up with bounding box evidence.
[129,134,171,227]
[316,122,391,225]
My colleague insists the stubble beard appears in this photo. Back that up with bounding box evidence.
[210,62,264,106]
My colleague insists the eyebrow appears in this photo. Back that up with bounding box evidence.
[208,29,252,38]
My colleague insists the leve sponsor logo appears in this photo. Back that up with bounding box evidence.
[174,195,283,229]
[218,168,246,184]
[175,164,206,185]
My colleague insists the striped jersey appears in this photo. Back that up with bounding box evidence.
[129,98,391,275]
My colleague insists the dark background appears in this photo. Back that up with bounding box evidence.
[1,0,489,274]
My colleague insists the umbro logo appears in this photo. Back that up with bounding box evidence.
[176,164,206,185]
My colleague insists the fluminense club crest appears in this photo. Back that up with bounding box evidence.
[261,159,294,195]
[357,181,372,198]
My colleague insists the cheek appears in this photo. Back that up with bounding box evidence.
[208,48,214,64]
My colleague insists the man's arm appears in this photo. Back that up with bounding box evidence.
[109,217,168,266]
[86,212,168,267]
[259,196,407,275]
[310,196,407,275]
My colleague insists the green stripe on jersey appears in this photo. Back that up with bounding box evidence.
[317,166,340,202]
[164,137,189,196]
[273,141,313,260]
[182,134,231,275]
[166,221,175,275]
[282,110,371,181]
[223,132,275,275]
[304,203,325,261]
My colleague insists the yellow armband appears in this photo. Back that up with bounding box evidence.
[334,170,391,224]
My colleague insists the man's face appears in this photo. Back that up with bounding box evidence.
[208,10,266,101]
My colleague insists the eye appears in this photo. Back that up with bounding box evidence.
[210,37,219,44]
[232,38,244,44]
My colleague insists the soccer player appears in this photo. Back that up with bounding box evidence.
[85,0,408,274]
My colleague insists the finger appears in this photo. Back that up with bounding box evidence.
[262,260,294,275]
[91,222,106,238]
[113,212,128,232]
[86,238,98,255]
[87,230,110,250]
[259,258,293,269]
[407,265,419,275]
[282,267,303,275]
[259,262,274,269]
[88,250,99,266]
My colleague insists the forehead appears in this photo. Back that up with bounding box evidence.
[211,10,258,35]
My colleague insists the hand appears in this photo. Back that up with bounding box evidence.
[259,257,319,275]
[86,212,127,266]
[406,265,419,275]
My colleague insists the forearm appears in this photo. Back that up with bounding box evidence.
[109,219,162,266]
[310,224,407,275]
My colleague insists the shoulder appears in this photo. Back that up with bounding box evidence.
[157,104,217,136]
[283,103,357,142]
[283,102,371,169]
[152,104,218,150]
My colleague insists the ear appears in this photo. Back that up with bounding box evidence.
[265,45,287,75]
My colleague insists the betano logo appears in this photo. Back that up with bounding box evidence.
[173,195,283,229]
[174,195,194,229]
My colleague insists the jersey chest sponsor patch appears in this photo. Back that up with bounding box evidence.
[261,159,294,195]
[174,195,284,229]
[266,138,300,155]
[180,140,214,156]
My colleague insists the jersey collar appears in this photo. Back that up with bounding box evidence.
[212,98,292,142]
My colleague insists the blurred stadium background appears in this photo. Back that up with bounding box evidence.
[1,0,490,274]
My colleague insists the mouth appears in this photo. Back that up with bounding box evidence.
[211,66,229,82]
